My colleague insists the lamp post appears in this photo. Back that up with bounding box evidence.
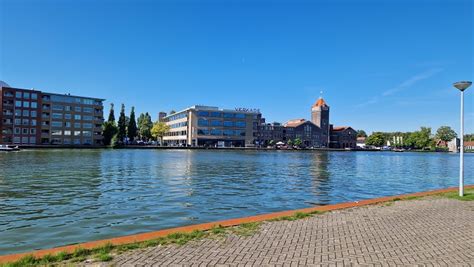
[453,81,472,197]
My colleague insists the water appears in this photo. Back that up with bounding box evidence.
[0,149,472,255]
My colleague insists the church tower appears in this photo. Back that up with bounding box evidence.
[311,97,330,147]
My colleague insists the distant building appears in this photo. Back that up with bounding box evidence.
[464,141,474,150]
[0,84,104,146]
[330,126,357,149]
[162,105,262,147]
[448,138,460,152]
[257,97,357,148]
[356,136,366,148]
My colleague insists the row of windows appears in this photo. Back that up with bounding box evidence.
[10,91,38,100]
[15,101,38,109]
[13,137,36,144]
[14,109,38,117]
[197,129,246,136]
[50,105,95,113]
[48,95,100,105]
[198,119,246,128]
[12,118,37,126]
[13,128,37,135]
[166,131,187,136]
[51,113,94,120]
[50,130,93,136]
[167,112,187,121]
[47,138,93,145]
[50,121,94,128]
[196,111,247,119]
[169,121,187,128]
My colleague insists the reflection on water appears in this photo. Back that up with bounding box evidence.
[0,149,472,255]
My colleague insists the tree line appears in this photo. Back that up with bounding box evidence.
[359,126,464,149]
[102,103,170,147]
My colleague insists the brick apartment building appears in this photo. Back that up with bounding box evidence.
[0,82,105,146]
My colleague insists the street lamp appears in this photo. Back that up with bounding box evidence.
[453,81,472,197]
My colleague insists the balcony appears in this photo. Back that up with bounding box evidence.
[3,92,14,97]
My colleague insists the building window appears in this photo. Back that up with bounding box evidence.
[65,113,72,119]
[210,120,222,126]
[15,92,22,98]
[52,113,63,119]
[31,93,37,100]
[22,137,28,144]
[65,122,71,128]
[14,109,21,116]
[223,130,233,136]
[31,102,38,109]
[22,110,29,117]
[65,106,71,111]
[223,121,233,127]
[83,115,93,121]
[15,101,22,107]
[74,139,81,144]
[31,111,37,117]
[64,130,71,136]
[198,118,208,127]
[83,107,93,113]
[235,121,246,128]
[82,131,92,137]
[52,105,64,111]
[51,121,62,127]
[23,101,30,108]
[235,113,246,119]
[13,137,20,144]
[74,123,81,128]
[74,131,81,136]
[197,129,209,135]
[31,119,37,126]
[52,130,62,135]
[210,129,222,136]
[74,115,81,120]
[22,119,29,125]
[83,123,93,129]
[209,112,221,117]
[223,113,234,118]
[197,111,209,117]
[14,128,20,134]
[14,118,21,125]
[29,137,36,144]
[22,128,29,134]
[23,92,30,99]
[30,128,36,134]
[82,99,94,105]
[75,106,82,112]
[63,139,71,144]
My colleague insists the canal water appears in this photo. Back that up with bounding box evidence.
[0,149,472,255]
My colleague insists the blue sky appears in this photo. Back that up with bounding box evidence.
[1,0,472,134]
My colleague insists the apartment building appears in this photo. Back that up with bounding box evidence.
[162,105,262,147]
[0,84,104,146]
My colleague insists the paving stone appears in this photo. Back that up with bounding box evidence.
[103,198,473,266]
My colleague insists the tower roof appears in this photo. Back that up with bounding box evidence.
[312,97,329,108]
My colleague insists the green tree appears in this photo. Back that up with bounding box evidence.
[407,127,432,149]
[138,112,153,141]
[107,103,115,123]
[151,121,170,145]
[293,138,303,148]
[102,121,118,146]
[287,139,294,147]
[465,134,474,142]
[127,107,138,142]
[366,132,386,147]
[435,126,457,143]
[357,130,367,138]
[268,140,275,146]
[117,104,127,143]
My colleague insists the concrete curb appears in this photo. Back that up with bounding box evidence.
[1,185,472,264]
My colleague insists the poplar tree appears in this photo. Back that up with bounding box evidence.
[117,104,127,142]
[127,107,138,142]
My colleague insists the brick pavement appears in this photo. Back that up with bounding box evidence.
[107,198,473,266]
